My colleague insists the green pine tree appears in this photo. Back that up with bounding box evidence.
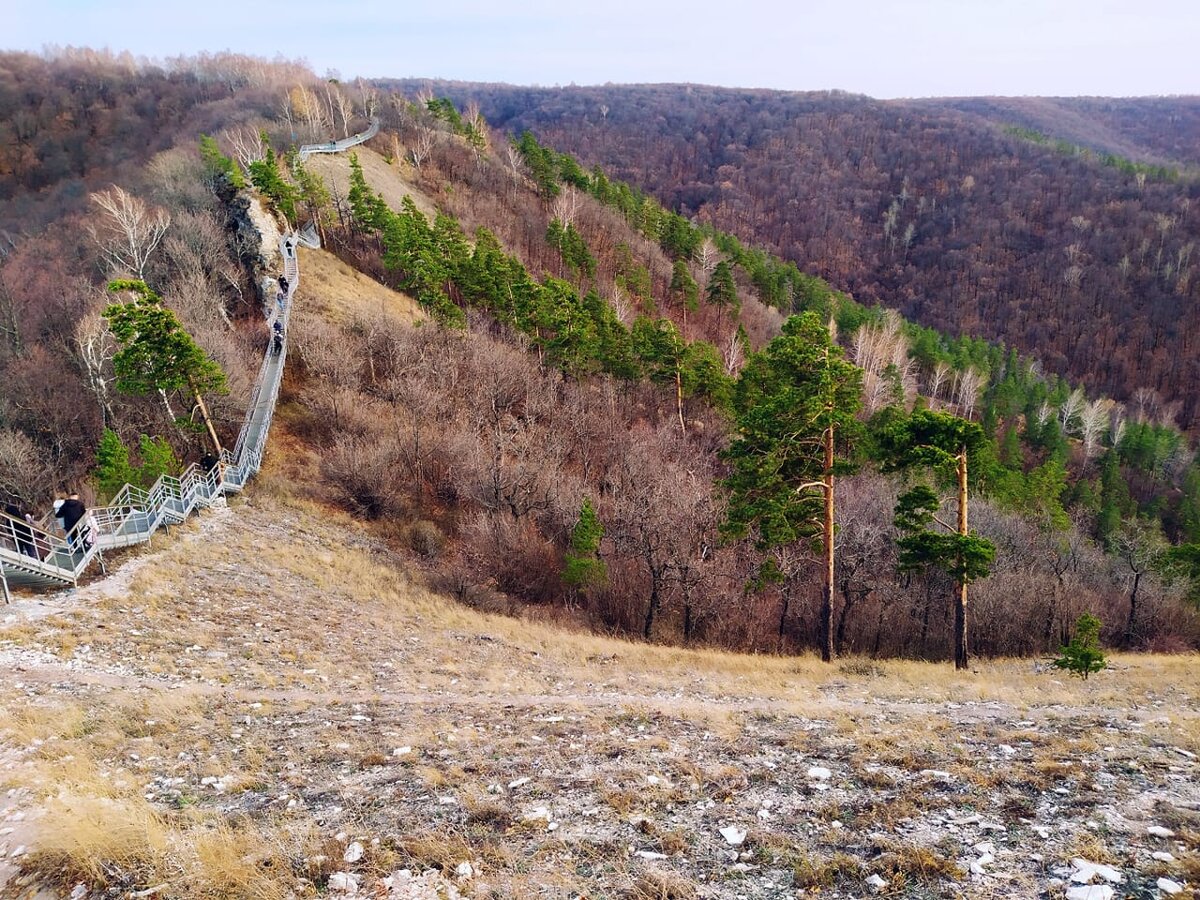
[878,409,997,669]
[136,434,180,487]
[103,280,228,454]
[94,429,137,501]
[1053,613,1107,679]
[722,312,864,661]
[563,498,607,593]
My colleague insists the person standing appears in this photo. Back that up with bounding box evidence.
[4,502,36,557]
[59,492,87,553]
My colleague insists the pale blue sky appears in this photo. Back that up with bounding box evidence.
[6,0,1198,97]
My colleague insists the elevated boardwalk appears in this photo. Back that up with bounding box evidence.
[0,120,378,601]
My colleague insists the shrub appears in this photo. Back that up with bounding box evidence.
[1054,613,1107,679]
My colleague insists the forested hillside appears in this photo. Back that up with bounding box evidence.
[3,52,1200,664]
[406,82,1200,432]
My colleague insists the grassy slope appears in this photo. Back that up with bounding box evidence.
[0,192,1197,899]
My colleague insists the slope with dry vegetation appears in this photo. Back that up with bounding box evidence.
[0,483,1197,899]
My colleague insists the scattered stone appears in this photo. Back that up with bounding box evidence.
[922,769,954,780]
[455,861,473,878]
[1157,878,1183,895]
[1070,859,1124,884]
[720,825,747,846]
[1065,886,1114,900]
[343,841,364,863]
[970,852,994,875]
[865,873,887,892]
[523,807,550,822]
[636,850,669,860]
[327,872,359,895]
[1147,825,1175,838]
[392,746,412,757]
[70,886,87,900]
[1152,851,1175,862]
[509,777,531,789]
[806,766,832,781]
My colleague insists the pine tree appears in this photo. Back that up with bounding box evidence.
[103,280,228,454]
[706,260,739,319]
[198,134,245,189]
[247,133,298,222]
[1053,613,1107,679]
[94,429,136,501]
[670,259,699,313]
[722,312,864,661]
[136,434,180,487]
[564,498,607,594]
[878,409,997,669]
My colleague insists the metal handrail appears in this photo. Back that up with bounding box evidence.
[1,230,304,598]
[297,117,380,161]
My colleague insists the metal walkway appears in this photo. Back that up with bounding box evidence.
[297,117,379,161]
[0,235,298,602]
[0,119,382,602]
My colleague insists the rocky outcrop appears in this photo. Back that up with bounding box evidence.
[214,175,285,312]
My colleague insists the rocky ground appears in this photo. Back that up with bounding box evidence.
[0,490,1196,899]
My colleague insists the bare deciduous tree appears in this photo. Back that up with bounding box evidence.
[1078,398,1114,461]
[87,186,171,280]
[0,429,51,504]
[411,126,435,170]
[74,312,116,424]
[223,125,267,170]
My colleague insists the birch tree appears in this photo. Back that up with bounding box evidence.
[88,186,171,281]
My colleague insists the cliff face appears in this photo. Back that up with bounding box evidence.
[222,183,284,312]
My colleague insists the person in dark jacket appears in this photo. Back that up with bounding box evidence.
[272,320,285,355]
[4,502,36,557]
[59,492,87,552]
[278,275,289,295]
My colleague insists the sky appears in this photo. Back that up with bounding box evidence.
[6,0,1198,98]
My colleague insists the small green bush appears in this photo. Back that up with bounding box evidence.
[1053,613,1107,680]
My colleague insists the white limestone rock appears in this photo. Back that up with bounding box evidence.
[720,825,747,846]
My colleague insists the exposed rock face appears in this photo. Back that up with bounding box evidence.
[219,180,283,310]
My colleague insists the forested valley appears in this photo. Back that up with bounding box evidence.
[410,83,1200,433]
[2,52,1199,665]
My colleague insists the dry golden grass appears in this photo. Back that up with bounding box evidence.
[304,146,438,219]
[295,245,423,326]
[28,793,169,886]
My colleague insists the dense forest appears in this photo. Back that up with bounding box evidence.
[2,52,1199,662]
[403,82,1200,432]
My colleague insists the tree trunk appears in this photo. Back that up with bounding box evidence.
[643,573,661,640]
[159,388,176,422]
[954,449,970,670]
[821,423,835,663]
[1125,571,1142,647]
[777,585,790,651]
[674,364,686,434]
[193,387,223,457]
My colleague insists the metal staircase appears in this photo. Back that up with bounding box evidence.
[0,234,301,602]
[0,116,382,603]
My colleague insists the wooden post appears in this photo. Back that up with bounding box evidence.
[955,448,969,670]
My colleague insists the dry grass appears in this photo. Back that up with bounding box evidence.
[27,793,169,886]
[304,146,438,219]
[3,493,1198,898]
[296,246,423,326]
